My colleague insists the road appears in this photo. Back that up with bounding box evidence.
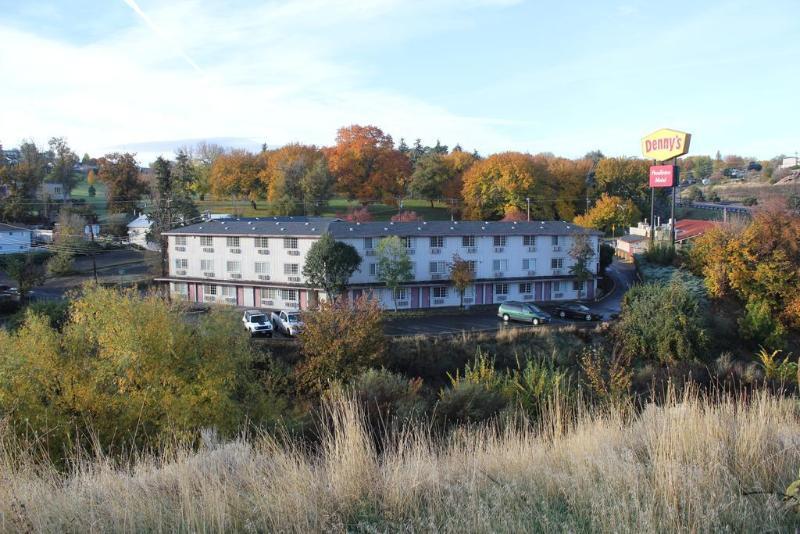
[0,249,158,300]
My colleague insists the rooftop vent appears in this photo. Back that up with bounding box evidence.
[305,222,309,225]
[349,228,353,231]
[384,227,388,231]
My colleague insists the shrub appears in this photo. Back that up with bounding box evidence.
[436,382,507,424]
[741,196,758,206]
[297,296,386,394]
[644,243,676,265]
[686,185,704,202]
[599,243,614,274]
[757,348,798,384]
[348,369,425,433]
[46,251,75,275]
[614,281,709,364]
[707,190,721,202]
[6,300,70,331]
[740,298,786,350]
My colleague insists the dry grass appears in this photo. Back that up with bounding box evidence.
[1,390,799,533]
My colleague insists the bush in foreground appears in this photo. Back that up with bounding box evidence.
[0,391,798,532]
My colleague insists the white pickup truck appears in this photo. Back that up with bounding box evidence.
[270,309,304,337]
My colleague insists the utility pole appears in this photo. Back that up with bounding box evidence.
[671,156,677,246]
[526,197,531,221]
[89,221,98,283]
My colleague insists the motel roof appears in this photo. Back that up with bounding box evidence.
[164,217,602,238]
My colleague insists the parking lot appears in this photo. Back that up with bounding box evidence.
[383,311,596,337]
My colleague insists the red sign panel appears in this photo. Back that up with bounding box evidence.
[649,165,678,188]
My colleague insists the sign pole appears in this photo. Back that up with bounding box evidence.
[650,160,656,247]
[671,157,677,245]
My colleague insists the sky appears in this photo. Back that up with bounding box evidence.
[1,0,798,165]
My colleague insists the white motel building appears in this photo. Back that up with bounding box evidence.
[158,217,602,310]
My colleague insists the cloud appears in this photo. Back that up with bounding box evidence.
[0,0,526,163]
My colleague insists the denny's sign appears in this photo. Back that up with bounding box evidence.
[641,128,691,162]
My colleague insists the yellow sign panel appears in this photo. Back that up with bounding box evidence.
[641,128,691,161]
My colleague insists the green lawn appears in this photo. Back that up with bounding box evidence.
[71,175,110,218]
[675,206,724,221]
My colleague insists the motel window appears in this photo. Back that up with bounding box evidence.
[260,288,277,300]
[201,259,214,272]
[523,235,536,247]
[522,258,536,270]
[255,237,269,248]
[284,263,299,275]
[221,286,235,298]
[364,237,374,249]
[401,236,414,249]
[493,236,506,247]
[369,263,377,276]
[430,236,444,248]
[255,262,270,274]
[492,259,508,272]
[171,282,188,295]
[207,285,217,295]
[429,261,447,274]
[175,236,187,246]
[573,281,585,291]
[174,258,188,269]
[283,237,298,249]
[467,260,477,273]
[433,286,448,299]
[495,283,509,295]
[200,236,213,247]
[394,288,408,301]
[226,236,240,248]
[551,258,563,269]
[226,261,241,273]
[519,282,532,294]
[462,235,475,247]
[281,289,298,301]
[551,235,559,246]
[553,281,561,292]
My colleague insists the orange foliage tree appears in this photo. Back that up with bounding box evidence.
[441,149,478,201]
[209,149,266,202]
[325,125,411,205]
[461,152,556,220]
[261,144,331,215]
[546,156,591,221]
[391,210,423,222]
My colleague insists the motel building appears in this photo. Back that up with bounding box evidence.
[157,217,602,310]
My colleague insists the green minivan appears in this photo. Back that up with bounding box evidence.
[497,301,551,325]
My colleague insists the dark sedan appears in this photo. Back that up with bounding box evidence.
[551,303,603,322]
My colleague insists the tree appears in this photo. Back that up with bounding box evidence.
[462,152,557,220]
[449,254,474,308]
[296,296,386,394]
[688,207,800,337]
[568,232,595,299]
[441,149,477,201]
[188,141,224,200]
[410,152,451,207]
[0,285,270,456]
[302,233,362,301]
[0,141,46,221]
[47,137,80,195]
[261,144,331,215]
[0,253,47,301]
[613,281,709,364]
[546,156,591,220]
[209,149,265,205]
[339,206,373,222]
[376,236,413,311]
[96,153,147,214]
[390,211,423,222]
[573,194,640,235]
[325,125,411,204]
[593,157,649,211]
[584,150,605,164]
[47,209,88,275]
[147,156,199,275]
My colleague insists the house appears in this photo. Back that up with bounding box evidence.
[781,156,799,169]
[38,182,71,201]
[0,223,32,254]
[127,214,159,250]
[157,217,603,310]
[615,218,717,260]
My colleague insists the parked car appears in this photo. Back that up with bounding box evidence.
[271,309,304,336]
[551,303,602,322]
[497,301,551,326]
[242,309,273,337]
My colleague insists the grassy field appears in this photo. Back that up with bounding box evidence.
[1,391,798,532]
[703,182,799,205]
